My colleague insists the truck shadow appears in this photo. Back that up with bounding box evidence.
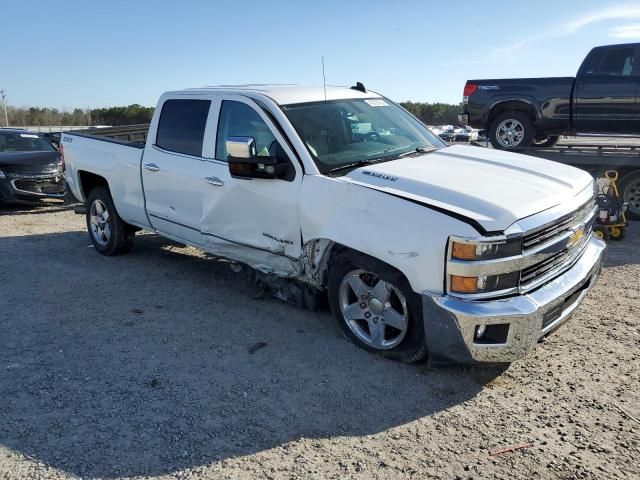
[0,230,505,478]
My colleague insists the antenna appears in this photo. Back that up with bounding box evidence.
[321,57,330,160]
[321,56,327,104]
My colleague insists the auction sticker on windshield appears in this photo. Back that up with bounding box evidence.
[364,99,389,107]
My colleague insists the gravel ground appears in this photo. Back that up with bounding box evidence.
[0,201,638,480]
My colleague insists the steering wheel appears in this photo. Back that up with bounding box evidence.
[363,131,380,142]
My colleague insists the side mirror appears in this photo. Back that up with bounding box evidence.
[226,136,289,179]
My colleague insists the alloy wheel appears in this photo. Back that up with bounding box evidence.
[496,118,525,148]
[89,199,111,246]
[338,269,409,350]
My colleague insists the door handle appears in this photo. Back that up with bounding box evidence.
[143,163,160,172]
[205,176,224,186]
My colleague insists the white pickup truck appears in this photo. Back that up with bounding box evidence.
[62,84,605,365]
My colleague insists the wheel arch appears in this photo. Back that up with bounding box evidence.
[301,239,410,291]
[487,99,538,130]
[77,170,110,202]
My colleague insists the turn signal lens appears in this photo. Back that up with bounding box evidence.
[450,275,478,293]
[451,242,476,260]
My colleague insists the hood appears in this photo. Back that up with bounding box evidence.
[0,151,61,173]
[343,144,593,233]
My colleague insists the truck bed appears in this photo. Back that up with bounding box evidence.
[62,128,150,229]
[465,77,575,133]
[65,124,150,148]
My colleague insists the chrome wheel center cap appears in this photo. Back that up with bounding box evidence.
[368,297,385,316]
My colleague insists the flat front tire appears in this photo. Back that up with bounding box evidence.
[328,251,427,363]
[86,187,134,255]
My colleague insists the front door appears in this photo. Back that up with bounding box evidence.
[574,46,639,134]
[198,96,303,273]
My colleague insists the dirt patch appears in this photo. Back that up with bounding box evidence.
[0,201,638,479]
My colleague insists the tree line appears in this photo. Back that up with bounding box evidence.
[399,101,462,126]
[4,104,155,127]
[3,101,461,128]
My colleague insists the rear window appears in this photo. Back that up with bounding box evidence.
[597,47,635,76]
[156,99,211,156]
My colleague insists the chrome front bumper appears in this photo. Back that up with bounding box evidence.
[422,235,606,365]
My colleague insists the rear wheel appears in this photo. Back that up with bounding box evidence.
[489,111,535,150]
[86,187,134,255]
[328,251,427,363]
[619,170,640,219]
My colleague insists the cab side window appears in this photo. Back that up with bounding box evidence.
[215,101,281,160]
[156,99,211,157]
[597,47,635,76]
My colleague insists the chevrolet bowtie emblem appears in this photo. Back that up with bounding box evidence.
[567,227,585,247]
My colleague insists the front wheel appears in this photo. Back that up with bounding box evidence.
[489,111,535,150]
[328,252,427,363]
[86,187,134,255]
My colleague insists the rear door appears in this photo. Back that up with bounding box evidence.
[141,97,218,246]
[574,45,639,133]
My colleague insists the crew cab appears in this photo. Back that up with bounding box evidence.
[62,84,605,365]
[460,43,640,149]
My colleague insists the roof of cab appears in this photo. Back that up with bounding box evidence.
[170,84,382,105]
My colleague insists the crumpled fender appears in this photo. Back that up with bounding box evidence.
[298,175,480,295]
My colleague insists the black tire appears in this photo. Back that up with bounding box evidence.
[489,111,535,150]
[592,226,610,242]
[619,170,640,220]
[327,251,427,363]
[532,135,560,148]
[85,186,134,255]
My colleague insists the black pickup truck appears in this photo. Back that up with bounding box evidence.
[460,43,640,150]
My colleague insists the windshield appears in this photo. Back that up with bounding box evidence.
[0,132,56,153]
[281,98,445,173]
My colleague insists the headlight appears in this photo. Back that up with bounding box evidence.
[450,238,521,261]
[0,170,5,179]
[448,237,522,296]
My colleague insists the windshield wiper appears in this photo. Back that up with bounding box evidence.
[375,146,438,162]
[325,147,438,176]
[326,159,375,176]
[402,146,438,156]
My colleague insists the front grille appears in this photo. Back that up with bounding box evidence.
[520,225,591,288]
[521,249,571,284]
[522,198,596,250]
[13,179,64,195]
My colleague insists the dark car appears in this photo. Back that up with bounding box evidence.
[0,129,65,204]
[460,42,640,150]
[438,128,455,142]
